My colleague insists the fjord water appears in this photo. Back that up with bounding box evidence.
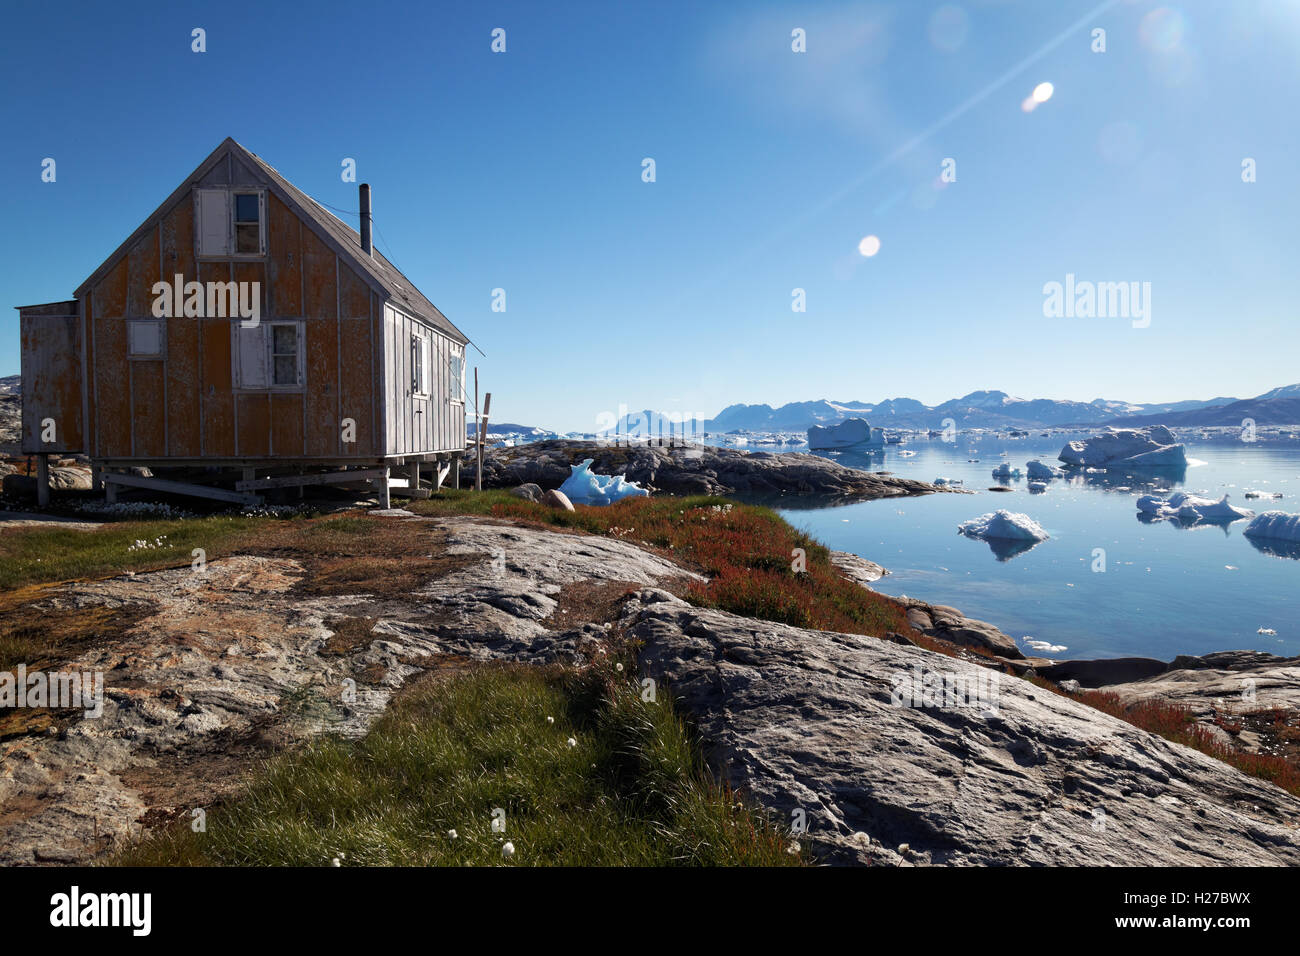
[774,435,1300,661]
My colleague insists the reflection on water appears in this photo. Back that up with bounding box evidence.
[764,433,1300,659]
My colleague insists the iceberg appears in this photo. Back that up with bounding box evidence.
[959,510,1050,542]
[1136,491,1254,523]
[1244,511,1300,543]
[1025,460,1062,480]
[959,510,1049,561]
[807,418,886,450]
[1059,426,1187,468]
[991,463,1023,479]
[558,458,650,506]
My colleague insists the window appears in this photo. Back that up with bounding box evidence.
[197,188,265,256]
[448,351,464,402]
[234,193,262,254]
[271,324,299,386]
[411,332,431,396]
[234,321,303,389]
[128,318,165,358]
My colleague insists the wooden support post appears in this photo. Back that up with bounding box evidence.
[452,454,460,490]
[36,454,50,508]
[374,466,391,509]
[91,463,103,492]
[105,470,118,504]
[410,461,421,493]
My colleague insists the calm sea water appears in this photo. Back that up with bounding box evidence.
[758,435,1299,661]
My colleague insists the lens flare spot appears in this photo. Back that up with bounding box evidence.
[858,235,881,257]
[1032,82,1055,103]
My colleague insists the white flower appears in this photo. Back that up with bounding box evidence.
[331,857,341,867]
[786,841,800,856]
[567,737,577,748]
[546,716,554,724]
[447,829,458,839]
[615,663,624,672]
[501,842,515,859]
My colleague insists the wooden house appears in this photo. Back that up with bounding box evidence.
[17,138,471,507]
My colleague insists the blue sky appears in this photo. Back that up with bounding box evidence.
[3,0,1298,431]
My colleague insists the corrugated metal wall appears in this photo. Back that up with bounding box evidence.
[382,304,466,456]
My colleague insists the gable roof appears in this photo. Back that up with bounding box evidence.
[74,137,469,345]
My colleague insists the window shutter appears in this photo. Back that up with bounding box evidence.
[420,337,431,394]
[198,189,230,255]
[236,324,268,388]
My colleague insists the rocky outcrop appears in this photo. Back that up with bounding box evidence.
[0,515,698,865]
[625,591,1300,866]
[5,511,1297,868]
[482,440,952,504]
[1098,652,1300,717]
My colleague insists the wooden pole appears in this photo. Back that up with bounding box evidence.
[478,392,491,492]
[36,454,50,508]
[474,368,481,491]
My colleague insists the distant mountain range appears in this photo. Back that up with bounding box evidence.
[601,384,1300,435]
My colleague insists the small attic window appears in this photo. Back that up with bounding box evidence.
[233,192,263,254]
[197,188,265,257]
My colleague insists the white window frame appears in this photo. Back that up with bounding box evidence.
[411,330,431,398]
[197,187,266,259]
[232,319,305,391]
[448,348,465,403]
[127,318,166,359]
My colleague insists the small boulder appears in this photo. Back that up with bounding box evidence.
[541,488,575,511]
[509,483,543,503]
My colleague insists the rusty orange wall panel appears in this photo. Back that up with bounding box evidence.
[267,194,302,316]
[199,313,234,457]
[164,313,200,455]
[304,316,339,456]
[92,295,130,456]
[339,260,369,319]
[271,393,305,456]
[232,260,264,306]
[97,257,128,319]
[301,229,336,320]
[82,296,96,453]
[130,361,166,457]
[125,226,160,317]
[19,312,83,454]
[340,316,374,456]
[236,393,271,456]
[161,200,199,456]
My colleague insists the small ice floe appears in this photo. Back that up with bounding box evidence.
[1023,638,1067,654]
[1136,492,1254,524]
[559,458,649,506]
[991,463,1023,479]
[958,510,1050,560]
[1028,480,1048,493]
[1025,460,1063,480]
[1244,511,1300,543]
[959,510,1049,541]
[1258,628,1278,636]
[933,477,963,486]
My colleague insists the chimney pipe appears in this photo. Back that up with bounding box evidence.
[359,183,372,256]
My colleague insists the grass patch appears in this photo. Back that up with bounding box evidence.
[0,511,474,597]
[109,662,802,867]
